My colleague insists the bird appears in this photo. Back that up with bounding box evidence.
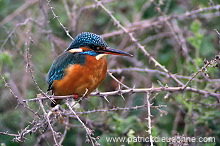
[46,32,132,107]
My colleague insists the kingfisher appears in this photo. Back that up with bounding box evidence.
[46,32,132,107]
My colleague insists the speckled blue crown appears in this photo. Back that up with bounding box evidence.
[66,32,108,50]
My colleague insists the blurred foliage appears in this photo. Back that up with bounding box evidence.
[1,0,220,145]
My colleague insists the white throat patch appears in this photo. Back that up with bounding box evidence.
[95,54,108,60]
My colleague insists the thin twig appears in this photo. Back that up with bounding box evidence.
[0,0,38,25]
[1,18,43,50]
[101,5,220,38]
[146,92,153,146]
[109,67,203,82]
[47,0,74,40]
[107,71,130,89]
[65,100,99,146]
[39,100,60,146]
[183,61,211,89]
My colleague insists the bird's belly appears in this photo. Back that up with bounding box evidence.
[53,56,107,96]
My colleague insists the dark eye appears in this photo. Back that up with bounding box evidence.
[96,47,105,50]
[89,44,96,50]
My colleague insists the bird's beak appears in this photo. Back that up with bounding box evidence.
[100,47,133,56]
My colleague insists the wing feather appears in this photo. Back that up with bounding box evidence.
[46,52,76,91]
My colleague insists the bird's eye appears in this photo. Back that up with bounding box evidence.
[96,47,105,50]
[89,44,96,50]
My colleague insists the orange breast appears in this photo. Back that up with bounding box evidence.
[53,56,107,96]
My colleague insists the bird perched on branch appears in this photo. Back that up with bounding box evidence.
[46,32,132,107]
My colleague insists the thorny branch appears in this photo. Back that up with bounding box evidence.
[146,92,153,146]
[66,100,100,146]
[25,30,60,145]
[23,86,220,103]
[46,0,74,40]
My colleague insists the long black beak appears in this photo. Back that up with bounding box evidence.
[98,47,133,56]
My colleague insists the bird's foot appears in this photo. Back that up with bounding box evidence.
[73,94,79,99]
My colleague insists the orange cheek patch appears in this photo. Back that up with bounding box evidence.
[80,47,93,51]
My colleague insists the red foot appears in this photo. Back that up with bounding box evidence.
[73,94,79,99]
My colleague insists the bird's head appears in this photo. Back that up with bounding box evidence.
[65,32,133,59]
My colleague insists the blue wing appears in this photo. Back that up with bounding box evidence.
[46,52,77,91]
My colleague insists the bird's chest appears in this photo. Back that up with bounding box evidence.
[53,55,107,96]
[81,55,107,84]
